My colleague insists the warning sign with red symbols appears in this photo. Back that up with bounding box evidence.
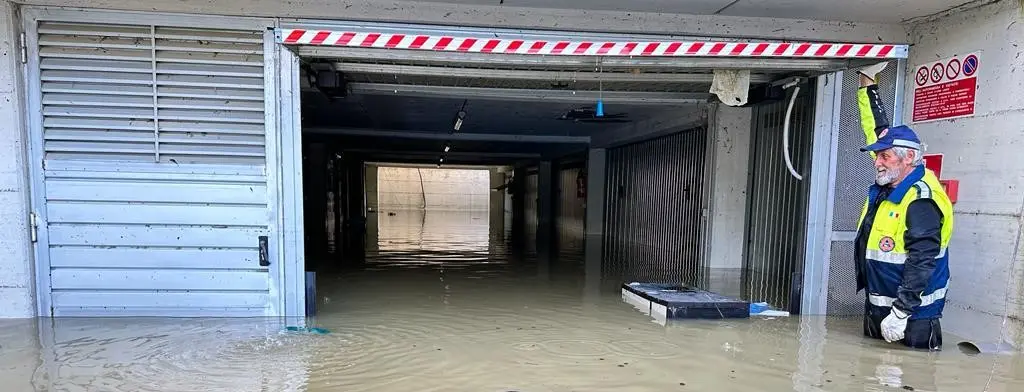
[912,52,979,123]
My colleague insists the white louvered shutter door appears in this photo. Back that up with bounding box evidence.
[37,21,273,316]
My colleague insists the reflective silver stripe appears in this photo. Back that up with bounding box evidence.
[866,246,947,264]
[893,140,922,150]
[868,280,949,308]
[913,180,932,198]
[866,249,906,264]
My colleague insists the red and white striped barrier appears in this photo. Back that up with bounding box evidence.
[277,28,906,58]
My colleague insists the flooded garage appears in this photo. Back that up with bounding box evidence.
[2,2,1023,391]
[3,179,1023,390]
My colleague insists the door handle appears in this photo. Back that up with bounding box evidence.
[259,235,270,266]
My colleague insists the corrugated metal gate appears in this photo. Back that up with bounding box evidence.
[26,17,277,316]
[744,84,816,313]
[603,127,708,285]
[555,165,586,264]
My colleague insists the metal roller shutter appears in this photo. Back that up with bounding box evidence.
[31,21,273,316]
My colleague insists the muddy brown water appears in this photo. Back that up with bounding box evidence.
[1,210,1021,391]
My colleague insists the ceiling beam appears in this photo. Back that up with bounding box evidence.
[306,127,591,144]
[302,47,862,71]
[347,83,708,104]
[366,162,508,170]
[342,149,542,159]
[331,62,772,84]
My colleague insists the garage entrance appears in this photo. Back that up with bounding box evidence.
[20,6,909,319]
[279,22,905,317]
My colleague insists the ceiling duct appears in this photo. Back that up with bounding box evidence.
[303,62,348,100]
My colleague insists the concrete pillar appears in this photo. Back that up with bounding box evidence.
[488,168,506,238]
[0,0,35,317]
[363,165,378,252]
[583,148,607,286]
[705,104,752,296]
[364,164,378,212]
[537,161,554,257]
[502,166,513,234]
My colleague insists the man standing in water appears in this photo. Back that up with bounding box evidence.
[854,63,954,350]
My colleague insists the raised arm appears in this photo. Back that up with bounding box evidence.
[858,63,891,159]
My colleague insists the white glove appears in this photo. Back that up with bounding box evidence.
[858,61,889,82]
[880,307,909,343]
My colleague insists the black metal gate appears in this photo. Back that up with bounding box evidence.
[743,84,816,314]
[602,127,709,286]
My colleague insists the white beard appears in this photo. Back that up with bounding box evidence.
[876,166,902,186]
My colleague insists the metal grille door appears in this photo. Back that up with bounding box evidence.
[744,84,816,313]
[28,20,275,316]
[603,127,708,285]
[826,65,900,315]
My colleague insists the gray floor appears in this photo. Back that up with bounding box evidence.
[1,210,1022,391]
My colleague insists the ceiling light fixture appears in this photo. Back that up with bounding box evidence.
[452,99,468,132]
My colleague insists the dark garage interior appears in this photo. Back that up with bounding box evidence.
[293,48,826,319]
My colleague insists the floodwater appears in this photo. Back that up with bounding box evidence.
[1,210,1022,392]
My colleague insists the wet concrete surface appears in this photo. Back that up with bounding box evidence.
[1,210,1022,391]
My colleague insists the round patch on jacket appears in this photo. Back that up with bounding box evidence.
[879,236,896,252]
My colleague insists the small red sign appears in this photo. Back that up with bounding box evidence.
[912,52,979,123]
[923,154,943,179]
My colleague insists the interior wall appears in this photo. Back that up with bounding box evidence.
[900,0,1024,348]
[377,167,490,211]
[743,83,816,313]
[603,126,708,285]
[302,142,329,268]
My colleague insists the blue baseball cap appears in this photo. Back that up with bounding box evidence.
[860,125,923,152]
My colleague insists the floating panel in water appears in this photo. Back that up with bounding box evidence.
[621,282,749,320]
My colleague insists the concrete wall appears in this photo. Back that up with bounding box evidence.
[900,0,1024,347]
[376,167,490,211]
[0,0,34,318]
[21,0,910,43]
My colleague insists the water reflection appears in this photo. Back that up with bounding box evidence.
[0,210,1021,391]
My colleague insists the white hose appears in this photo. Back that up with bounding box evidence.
[783,84,803,181]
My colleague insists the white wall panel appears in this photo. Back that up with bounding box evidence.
[45,180,268,204]
[47,203,268,226]
[51,269,269,291]
[49,248,258,269]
